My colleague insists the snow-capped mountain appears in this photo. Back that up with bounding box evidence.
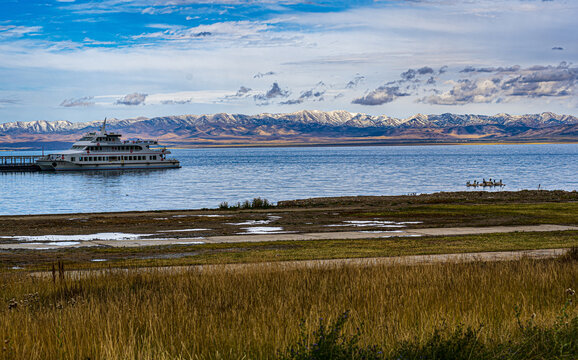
[0,111,576,149]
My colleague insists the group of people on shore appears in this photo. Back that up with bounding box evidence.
[466,178,504,187]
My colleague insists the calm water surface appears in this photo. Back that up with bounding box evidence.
[0,144,576,215]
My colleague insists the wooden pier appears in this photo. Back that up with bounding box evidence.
[0,155,41,172]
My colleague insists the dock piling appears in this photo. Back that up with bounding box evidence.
[0,155,42,172]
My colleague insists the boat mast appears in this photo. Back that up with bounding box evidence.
[101,118,107,133]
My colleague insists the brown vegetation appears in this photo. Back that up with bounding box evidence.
[1,256,576,359]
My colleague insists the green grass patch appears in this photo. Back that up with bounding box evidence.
[360,203,578,226]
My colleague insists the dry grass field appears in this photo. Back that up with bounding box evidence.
[1,191,577,359]
[1,255,577,359]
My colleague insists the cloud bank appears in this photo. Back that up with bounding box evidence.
[422,62,577,105]
[115,93,148,106]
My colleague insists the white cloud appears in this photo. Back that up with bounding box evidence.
[0,25,42,38]
[134,21,270,42]
[148,90,232,104]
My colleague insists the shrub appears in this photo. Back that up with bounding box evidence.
[563,246,578,262]
[279,311,383,360]
[393,325,487,360]
[218,197,273,210]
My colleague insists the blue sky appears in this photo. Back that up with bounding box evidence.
[0,0,576,123]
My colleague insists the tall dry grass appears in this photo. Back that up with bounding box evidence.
[1,257,576,359]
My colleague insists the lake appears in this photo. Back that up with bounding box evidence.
[0,144,576,215]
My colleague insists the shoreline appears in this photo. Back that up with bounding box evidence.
[2,139,577,152]
[0,189,575,218]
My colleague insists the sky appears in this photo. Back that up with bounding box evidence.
[0,0,577,124]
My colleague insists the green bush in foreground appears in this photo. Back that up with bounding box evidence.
[281,293,578,360]
[280,311,382,360]
[219,197,273,210]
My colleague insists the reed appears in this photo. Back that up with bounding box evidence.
[1,257,576,359]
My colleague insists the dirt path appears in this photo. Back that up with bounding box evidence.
[2,224,576,249]
[199,224,578,244]
[29,248,571,279]
[196,247,570,271]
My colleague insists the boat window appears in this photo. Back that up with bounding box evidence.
[71,157,75,162]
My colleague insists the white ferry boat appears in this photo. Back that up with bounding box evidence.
[36,119,180,171]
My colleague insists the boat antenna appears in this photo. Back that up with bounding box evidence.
[101,117,107,133]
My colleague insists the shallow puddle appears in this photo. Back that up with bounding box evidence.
[9,232,156,242]
[229,215,281,226]
[238,226,286,234]
[157,228,210,233]
[325,220,406,228]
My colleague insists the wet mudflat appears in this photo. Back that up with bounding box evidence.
[0,190,576,270]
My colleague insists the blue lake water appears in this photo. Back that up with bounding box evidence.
[0,144,576,215]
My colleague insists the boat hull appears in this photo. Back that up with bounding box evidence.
[36,160,180,171]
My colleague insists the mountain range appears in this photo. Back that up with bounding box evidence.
[1,110,577,149]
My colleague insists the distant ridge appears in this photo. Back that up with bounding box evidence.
[1,111,577,149]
